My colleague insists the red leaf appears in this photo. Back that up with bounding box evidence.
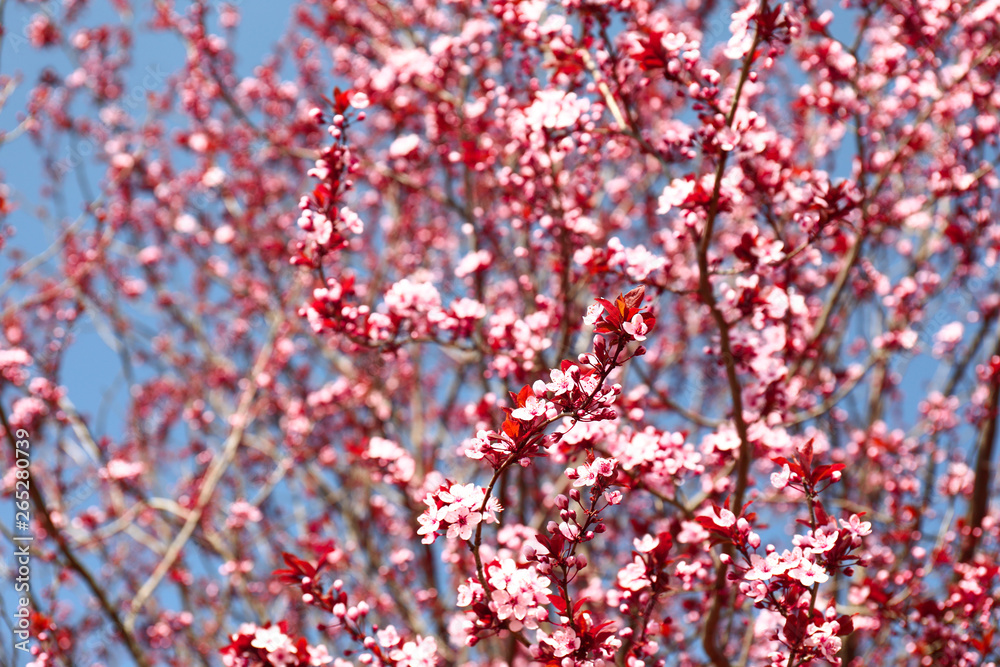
[596,297,622,326]
[623,286,645,309]
[814,463,846,483]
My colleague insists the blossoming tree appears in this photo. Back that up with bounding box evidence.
[1,0,999,665]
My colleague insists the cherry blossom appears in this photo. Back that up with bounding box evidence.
[3,0,1000,665]
[510,395,550,422]
[621,314,649,342]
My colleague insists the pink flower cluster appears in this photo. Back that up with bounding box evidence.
[375,627,439,667]
[291,91,367,268]
[220,622,333,667]
[696,445,867,665]
[11,0,1000,663]
[567,457,617,488]
[0,347,32,385]
[484,558,552,631]
[417,481,502,544]
[455,559,553,642]
[462,288,656,471]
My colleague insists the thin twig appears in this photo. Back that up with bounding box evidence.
[125,320,279,631]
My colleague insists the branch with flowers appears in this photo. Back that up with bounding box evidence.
[697,441,868,667]
[5,0,1000,665]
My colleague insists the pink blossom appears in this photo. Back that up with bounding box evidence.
[456,578,484,607]
[388,636,439,667]
[558,522,580,540]
[618,556,652,591]
[348,91,370,109]
[803,621,843,661]
[793,527,838,554]
[250,625,295,654]
[839,514,872,538]
[226,500,263,529]
[677,520,710,545]
[418,482,501,544]
[744,552,790,582]
[634,534,660,553]
[704,506,737,529]
[388,134,421,158]
[136,246,163,265]
[486,559,551,631]
[539,628,581,658]
[785,550,830,587]
[657,177,697,214]
[546,367,577,395]
[511,395,549,422]
[377,625,402,647]
[455,249,493,278]
[622,314,649,341]
[101,459,147,480]
[740,579,769,602]
[583,303,602,325]
[933,321,964,356]
[444,505,482,541]
[307,645,333,666]
[0,348,32,385]
[725,0,759,60]
[770,463,791,490]
[523,89,590,131]
[571,457,617,487]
